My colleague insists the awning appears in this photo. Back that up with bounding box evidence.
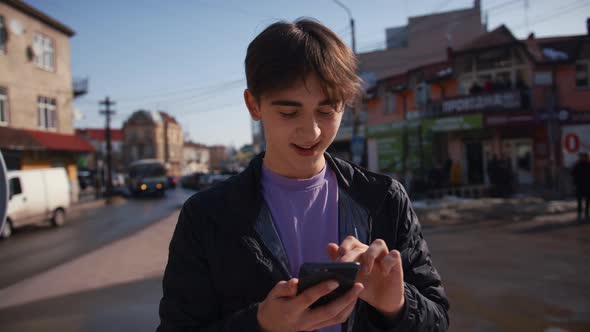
[0,126,95,152]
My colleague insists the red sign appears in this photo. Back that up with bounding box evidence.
[564,133,580,153]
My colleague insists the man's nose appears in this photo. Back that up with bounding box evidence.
[297,115,321,139]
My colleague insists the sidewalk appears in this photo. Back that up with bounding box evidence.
[0,210,178,309]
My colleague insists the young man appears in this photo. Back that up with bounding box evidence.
[157,19,449,332]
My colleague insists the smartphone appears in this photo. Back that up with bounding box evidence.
[297,262,360,308]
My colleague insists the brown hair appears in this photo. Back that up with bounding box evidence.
[245,18,362,107]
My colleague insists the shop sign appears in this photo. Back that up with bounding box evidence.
[441,91,521,114]
[485,113,534,127]
[377,133,404,173]
[562,124,590,167]
[422,114,483,132]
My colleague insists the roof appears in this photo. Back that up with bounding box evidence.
[529,34,589,64]
[358,5,484,81]
[76,128,123,142]
[0,126,95,152]
[455,25,518,53]
[124,110,179,126]
[159,111,179,125]
[184,141,208,149]
[1,0,75,37]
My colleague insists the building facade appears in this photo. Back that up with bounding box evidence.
[122,110,184,176]
[364,21,590,196]
[330,0,487,164]
[0,0,92,202]
[76,128,124,172]
[183,141,209,174]
[208,145,227,172]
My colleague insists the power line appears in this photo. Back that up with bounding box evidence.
[512,0,590,31]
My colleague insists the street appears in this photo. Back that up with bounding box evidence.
[0,195,589,332]
[0,188,194,289]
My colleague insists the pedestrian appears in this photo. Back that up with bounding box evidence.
[157,19,449,332]
[487,154,499,197]
[572,152,590,221]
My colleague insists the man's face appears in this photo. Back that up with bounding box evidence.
[245,73,344,178]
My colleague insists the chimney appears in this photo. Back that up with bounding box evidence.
[474,0,481,11]
[587,17,590,35]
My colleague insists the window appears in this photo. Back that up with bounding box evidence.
[9,178,22,198]
[37,96,57,129]
[0,16,6,54]
[0,87,8,125]
[33,33,54,71]
[576,62,589,88]
[384,92,397,114]
[414,83,430,109]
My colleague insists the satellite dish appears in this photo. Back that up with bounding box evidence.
[0,150,8,238]
[9,19,25,36]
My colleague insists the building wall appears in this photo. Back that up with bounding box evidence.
[556,66,590,111]
[0,3,74,134]
[209,146,227,171]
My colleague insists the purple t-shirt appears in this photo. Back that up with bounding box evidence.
[261,163,340,332]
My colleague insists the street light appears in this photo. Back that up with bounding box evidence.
[332,0,363,164]
[332,0,356,53]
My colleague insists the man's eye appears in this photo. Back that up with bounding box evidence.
[280,112,297,118]
[318,109,335,116]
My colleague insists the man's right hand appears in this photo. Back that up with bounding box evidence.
[257,278,364,332]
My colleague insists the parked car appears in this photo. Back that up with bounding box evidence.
[167,176,179,189]
[180,172,203,190]
[1,168,71,239]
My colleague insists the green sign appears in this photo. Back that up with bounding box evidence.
[422,114,483,132]
[376,128,404,173]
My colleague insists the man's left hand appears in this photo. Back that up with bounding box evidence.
[327,237,405,319]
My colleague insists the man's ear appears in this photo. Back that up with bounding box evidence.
[244,89,261,121]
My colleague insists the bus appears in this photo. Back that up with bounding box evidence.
[127,159,167,197]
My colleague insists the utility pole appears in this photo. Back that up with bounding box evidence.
[332,0,364,165]
[100,97,116,197]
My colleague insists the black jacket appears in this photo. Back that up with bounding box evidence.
[572,160,590,196]
[157,153,449,332]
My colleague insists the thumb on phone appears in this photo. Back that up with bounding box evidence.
[269,278,298,298]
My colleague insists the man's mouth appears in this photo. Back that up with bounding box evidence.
[291,142,321,156]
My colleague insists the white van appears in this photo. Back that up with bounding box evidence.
[1,168,71,239]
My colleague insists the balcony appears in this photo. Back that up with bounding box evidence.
[73,78,89,98]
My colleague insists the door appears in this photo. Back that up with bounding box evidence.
[482,141,495,185]
[465,142,485,185]
[503,139,534,185]
[19,171,47,225]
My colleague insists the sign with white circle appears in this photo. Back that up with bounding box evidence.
[562,124,590,167]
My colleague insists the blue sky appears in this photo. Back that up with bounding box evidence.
[26,0,590,148]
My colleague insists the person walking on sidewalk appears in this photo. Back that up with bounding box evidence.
[157,19,449,332]
[572,152,590,221]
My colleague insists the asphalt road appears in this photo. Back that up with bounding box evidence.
[0,188,194,289]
